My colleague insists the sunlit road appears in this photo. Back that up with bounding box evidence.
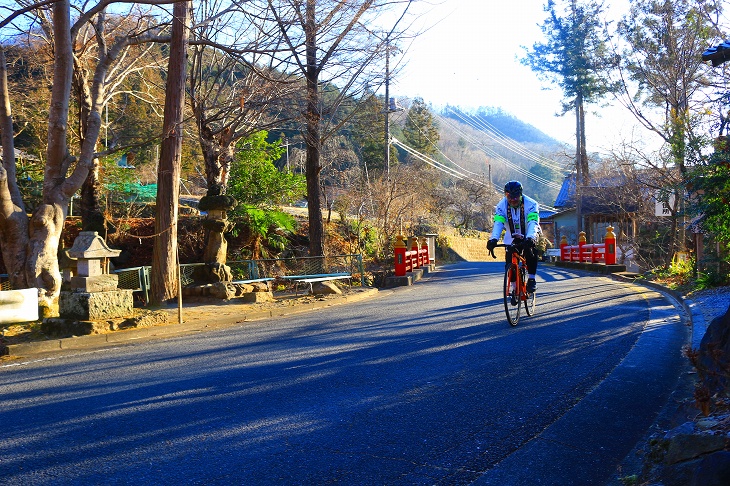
[0,262,686,485]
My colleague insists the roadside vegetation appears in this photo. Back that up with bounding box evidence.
[0,0,728,316]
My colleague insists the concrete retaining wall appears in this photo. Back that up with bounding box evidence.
[443,235,505,262]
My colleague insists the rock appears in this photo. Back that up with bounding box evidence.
[665,421,696,439]
[661,458,701,486]
[234,284,254,296]
[664,433,726,464]
[311,281,342,295]
[210,282,236,300]
[697,418,721,430]
[697,304,730,396]
[250,281,272,292]
[242,291,275,303]
[691,451,730,486]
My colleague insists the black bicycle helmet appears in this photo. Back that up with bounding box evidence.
[504,180,523,197]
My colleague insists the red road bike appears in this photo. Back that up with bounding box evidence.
[489,242,536,326]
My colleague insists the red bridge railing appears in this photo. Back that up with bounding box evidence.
[393,235,430,277]
[560,226,617,265]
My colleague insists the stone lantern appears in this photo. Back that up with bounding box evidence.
[195,194,237,283]
[66,231,122,292]
[43,231,134,335]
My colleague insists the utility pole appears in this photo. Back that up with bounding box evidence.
[384,37,391,178]
[383,37,403,178]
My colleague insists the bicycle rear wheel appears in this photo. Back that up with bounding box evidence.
[503,263,520,326]
[521,266,536,316]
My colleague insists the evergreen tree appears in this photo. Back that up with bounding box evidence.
[402,97,439,159]
[522,0,616,233]
[351,93,387,173]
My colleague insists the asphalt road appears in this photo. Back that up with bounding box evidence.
[0,262,687,485]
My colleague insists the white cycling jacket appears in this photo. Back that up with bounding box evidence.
[489,195,540,244]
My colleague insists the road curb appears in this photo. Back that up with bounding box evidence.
[474,266,691,485]
[549,263,698,346]
[3,287,381,359]
[608,272,705,348]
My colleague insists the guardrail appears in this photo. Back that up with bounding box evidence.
[113,254,366,305]
[559,227,617,265]
[393,235,430,277]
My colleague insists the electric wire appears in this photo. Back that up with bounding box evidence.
[391,136,558,212]
[436,113,563,190]
[444,107,567,172]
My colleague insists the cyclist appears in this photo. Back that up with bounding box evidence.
[487,180,540,292]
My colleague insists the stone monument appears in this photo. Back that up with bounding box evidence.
[195,194,237,283]
[42,231,136,336]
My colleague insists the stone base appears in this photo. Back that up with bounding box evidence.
[385,275,413,287]
[191,262,233,283]
[409,269,424,282]
[59,289,134,320]
[42,310,168,338]
[241,291,275,303]
[71,274,119,292]
[554,261,627,274]
[182,281,272,301]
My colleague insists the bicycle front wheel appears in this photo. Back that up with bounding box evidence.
[503,263,520,326]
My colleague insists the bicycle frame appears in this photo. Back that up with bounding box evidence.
[490,242,535,326]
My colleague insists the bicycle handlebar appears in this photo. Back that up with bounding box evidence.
[488,239,533,259]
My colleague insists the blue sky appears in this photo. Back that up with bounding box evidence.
[391,0,647,151]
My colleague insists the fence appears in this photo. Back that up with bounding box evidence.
[114,254,365,304]
[560,227,617,265]
[115,266,151,304]
[393,235,431,277]
[0,274,11,291]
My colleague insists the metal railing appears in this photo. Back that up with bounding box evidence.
[114,266,151,304]
[114,254,365,305]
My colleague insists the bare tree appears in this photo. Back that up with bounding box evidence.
[366,163,432,260]
[612,0,723,262]
[263,0,415,257]
[0,0,178,314]
[71,9,169,233]
[189,0,294,197]
[449,177,498,232]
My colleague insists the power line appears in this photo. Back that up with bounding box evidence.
[436,114,563,190]
[391,137,558,212]
[444,107,568,172]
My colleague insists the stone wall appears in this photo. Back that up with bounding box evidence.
[442,235,505,262]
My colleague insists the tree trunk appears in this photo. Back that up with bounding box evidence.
[28,0,75,315]
[150,1,190,304]
[199,125,235,196]
[304,0,324,257]
[73,65,105,233]
[200,125,224,196]
[0,49,30,290]
[575,97,583,235]
[26,203,65,316]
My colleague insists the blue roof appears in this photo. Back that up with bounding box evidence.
[554,175,576,208]
[539,209,556,219]
[553,173,634,209]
